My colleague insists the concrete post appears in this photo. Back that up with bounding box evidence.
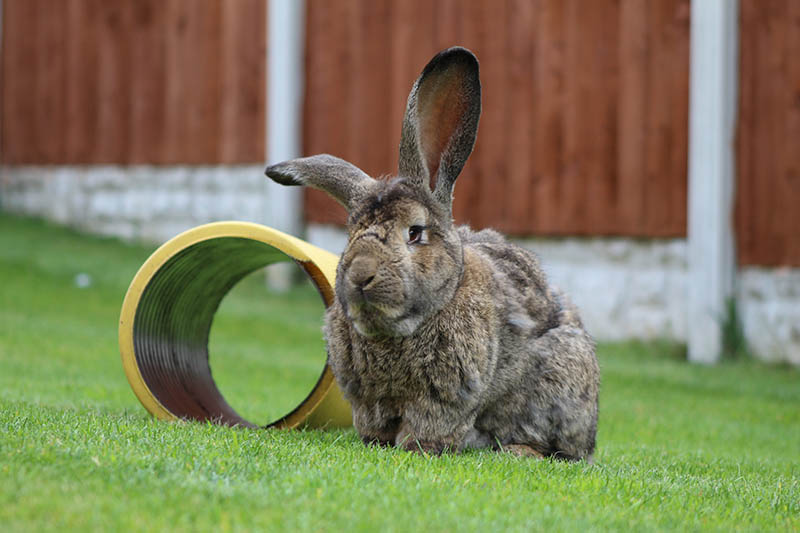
[687,0,739,363]
[265,0,306,290]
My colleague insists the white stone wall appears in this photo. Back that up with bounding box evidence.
[2,167,798,365]
[308,223,800,365]
[738,268,800,365]
[308,224,689,343]
[517,238,688,342]
[1,165,270,243]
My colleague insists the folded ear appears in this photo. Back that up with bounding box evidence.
[265,154,373,211]
[398,47,481,211]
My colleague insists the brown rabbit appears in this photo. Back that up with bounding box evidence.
[266,47,599,461]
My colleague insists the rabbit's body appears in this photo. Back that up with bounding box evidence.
[325,199,598,459]
[267,47,599,460]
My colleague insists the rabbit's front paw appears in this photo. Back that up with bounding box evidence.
[396,435,450,456]
[360,431,397,448]
[395,424,460,455]
[501,444,544,458]
[352,405,402,448]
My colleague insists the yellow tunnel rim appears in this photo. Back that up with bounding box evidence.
[118,221,346,429]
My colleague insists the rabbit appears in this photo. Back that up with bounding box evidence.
[266,47,599,461]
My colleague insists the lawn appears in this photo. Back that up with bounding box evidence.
[1,213,798,532]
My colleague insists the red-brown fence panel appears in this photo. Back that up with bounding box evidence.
[736,0,800,267]
[303,0,690,238]
[1,0,266,165]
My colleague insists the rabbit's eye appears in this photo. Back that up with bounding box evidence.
[408,225,425,244]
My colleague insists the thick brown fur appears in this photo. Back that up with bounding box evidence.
[266,47,599,461]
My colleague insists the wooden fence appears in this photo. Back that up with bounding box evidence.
[303,0,691,238]
[1,0,265,165]
[2,0,799,266]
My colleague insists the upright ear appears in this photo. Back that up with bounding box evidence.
[265,154,374,211]
[398,47,481,210]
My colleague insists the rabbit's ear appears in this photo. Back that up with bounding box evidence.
[398,47,481,211]
[266,154,373,211]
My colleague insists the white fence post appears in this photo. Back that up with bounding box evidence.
[687,0,739,363]
[0,0,4,173]
[265,0,306,290]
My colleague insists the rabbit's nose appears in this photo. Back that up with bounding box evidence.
[347,255,378,291]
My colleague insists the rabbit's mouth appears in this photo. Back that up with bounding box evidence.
[347,299,401,337]
[345,297,422,338]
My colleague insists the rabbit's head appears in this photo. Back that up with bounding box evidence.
[267,47,481,337]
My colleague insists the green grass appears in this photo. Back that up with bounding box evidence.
[208,268,328,426]
[1,213,798,532]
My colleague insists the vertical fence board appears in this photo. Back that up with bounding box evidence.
[736,0,754,263]
[95,2,133,163]
[185,1,222,164]
[785,0,800,264]
[505,0,536,234]
[2,0,39,161]
[348,0,393,178]
[617,0,648,232]
[530,0,566,235]
[128,0,166,164]
[643,0,690,236]
[34,0,68,162]
[389,0,437,176]
[64,0,99,162]
[474,0,509,231]
[303,0,351,225]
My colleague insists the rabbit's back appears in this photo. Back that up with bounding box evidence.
[460,226,599,460]
[460,226,562,337]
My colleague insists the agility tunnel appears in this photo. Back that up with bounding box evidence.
[119,221,352,429]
